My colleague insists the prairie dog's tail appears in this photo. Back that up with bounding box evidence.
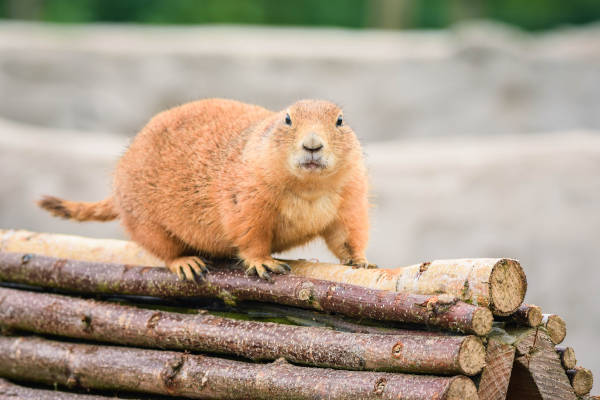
[37,195,119,222]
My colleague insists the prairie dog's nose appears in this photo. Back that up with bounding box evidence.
[302,133,324,152]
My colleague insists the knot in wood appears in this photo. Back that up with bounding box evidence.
[373,377,387,395]
[297,282,314,302]
[80,314,92,333]
[392,341,403,358]
[20,254,32,264]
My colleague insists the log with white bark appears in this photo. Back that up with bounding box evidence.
[0,229,526,316]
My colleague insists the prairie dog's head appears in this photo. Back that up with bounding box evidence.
[257,100,362,180]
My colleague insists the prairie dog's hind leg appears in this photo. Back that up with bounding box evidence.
[121,215,208,281]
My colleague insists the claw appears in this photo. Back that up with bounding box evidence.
[167,256,210,282]
[243,258,289,281]
[344,258,377,269]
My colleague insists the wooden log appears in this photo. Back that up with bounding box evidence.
[502,303,542,327]
[287,258,527,316]
[506,329,577,400]
[0,252,493,335]
[0,287,486,375]
[556,346,577,370]
[477,337,515,400]
[0,229,527,316]
[0,336,479,400]
[567,367,594,396]
[542,314,567,344]
[0,378,139,399]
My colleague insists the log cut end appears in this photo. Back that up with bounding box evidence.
[567,367,594,396]
[517,304,543,327]
[489,259,527,316]
[472,307,494,336]
[445,376,478,400]
[543,314,567,344]
[458,336,486,376]
[556,346,577,370]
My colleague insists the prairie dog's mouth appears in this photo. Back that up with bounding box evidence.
[298,153,327,170]
[300,160,325,170]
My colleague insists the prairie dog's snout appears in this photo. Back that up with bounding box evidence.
[302,132,324,153]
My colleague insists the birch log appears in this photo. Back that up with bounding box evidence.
[0,229,526,316]
[0,252,493,335]
[0,287,486,375]
[0,336,479,400]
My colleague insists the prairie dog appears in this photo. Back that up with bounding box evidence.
[39,98,373,281]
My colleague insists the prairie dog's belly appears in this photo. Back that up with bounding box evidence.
[272,192,341,251]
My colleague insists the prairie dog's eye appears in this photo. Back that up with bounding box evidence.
[285,113,292,126]
[336,115,343,127]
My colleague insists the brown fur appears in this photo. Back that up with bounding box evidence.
[39,98,373,280]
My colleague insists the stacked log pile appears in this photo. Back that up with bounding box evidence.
[0,229,595,399]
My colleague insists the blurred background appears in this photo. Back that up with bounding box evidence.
[1,0,599,385]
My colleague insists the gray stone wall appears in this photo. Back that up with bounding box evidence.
[1,21,600,140]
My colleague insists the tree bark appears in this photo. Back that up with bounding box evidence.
[566,367,594,396]
[477,337,515,400]
[0,336,479,400]
[0,287,486,375]
[556,346,577,370]
[501,303,542,327]
[287,257,527,316]
[0,229,526,316]
[0,252,492,335]
[542,313,567,344]
[0,378,142,399]
[506,329,577,400]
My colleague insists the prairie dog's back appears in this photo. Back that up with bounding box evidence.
[113,99,273,247]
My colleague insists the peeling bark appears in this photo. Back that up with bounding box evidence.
[0,229,526,316]
[0,336,478,400]
[0,287,485,375]
[0,252,492,335]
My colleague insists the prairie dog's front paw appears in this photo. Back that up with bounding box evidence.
[343,257,378,269]
[243,258,291,281]
[167,256,209,282]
